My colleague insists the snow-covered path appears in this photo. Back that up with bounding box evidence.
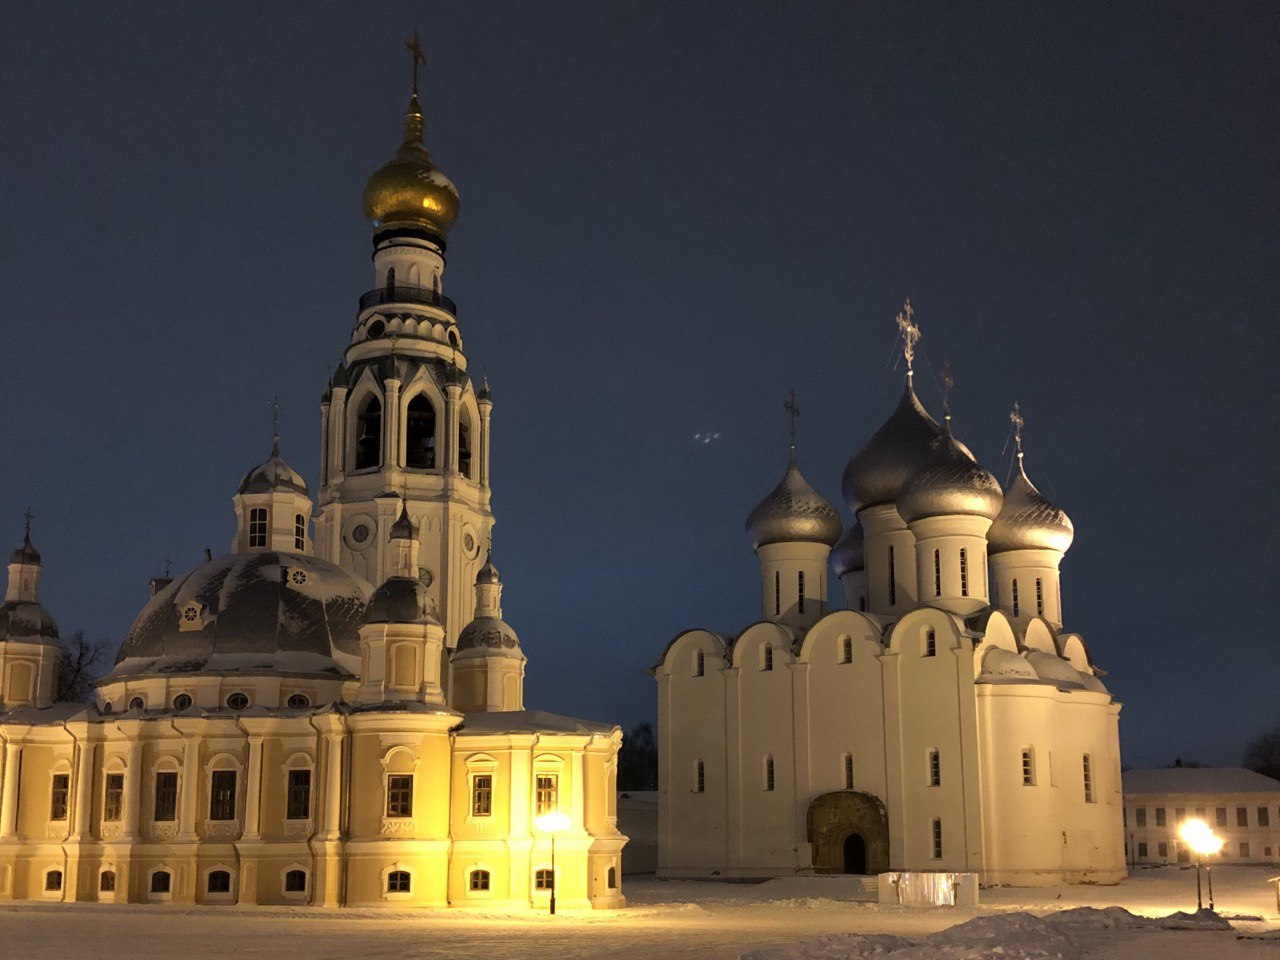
[1,867,1276,960]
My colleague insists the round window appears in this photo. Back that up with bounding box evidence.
[367,319,386,339]
[289,569,309,586]
[351,523,370,544]
[180,603,201,623]
[128,697,145,711]
[226,692,250,711]
[286,693,310,709]
[419,567,434,588]
[173,694,193,710]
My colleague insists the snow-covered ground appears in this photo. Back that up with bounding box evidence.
[1,867,1277,959]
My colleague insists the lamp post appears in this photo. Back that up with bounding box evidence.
[1177,818,1224,912]
[535,810,570,915]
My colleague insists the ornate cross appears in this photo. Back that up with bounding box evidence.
[1010,401,1025,456]
[405,30,426,94]
[784,388,800,445]
[270,396,281,446]
[896,299,920,376]
[22,506,33,539]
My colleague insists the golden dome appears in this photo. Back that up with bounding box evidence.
[362,93,459,237]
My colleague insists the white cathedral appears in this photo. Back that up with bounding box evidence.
[0,69,626,908]
[654,310,1126,886]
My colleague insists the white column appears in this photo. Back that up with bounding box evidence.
[71,740,95,839]
[322,733,343,839]
[329,389,348,482]
[179,735,200,840]
[242,736,264,840]
[444,384,461,475]
[383,377,402,471]
[0,742,21,838]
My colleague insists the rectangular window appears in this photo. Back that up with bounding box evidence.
[933,549,941,597]
[1175,807,1185,822]
[535,774,557,816]
[931,818,943,859]
[774,571,780,617]
[888,546,896,606]
[50,774,70,821]
[1135,806,1146,827]
[797,571,805,615]
[695,761,705,794]
[1216,807,1228,827]
[1155,807,1166,826]
[386,774,414,818]
[103,773,125,822]
[1237,807,1249,827]
[1012,579,1020,617]
[1157,841,1168,859]
[959,547,969,597]
[928,750,941,787]
[294,513,306,551]
[1259,807,1271,827]
[1035,578,1044,616]
[1137,841,1148,859]
[1021,750,1034,786]
[764,757,775,792]
[471,774,492,817]
[249,507,268,548]
[154,771,178,822]
[286,769,312,820]
[924,631,936,657]
[1082,755,1094,803]
[843,754,854,790]
[209,770,237,821]
[1239,841,1250,858]
[694,650,704,677]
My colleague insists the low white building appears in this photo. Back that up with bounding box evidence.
[1123,767,1280,865]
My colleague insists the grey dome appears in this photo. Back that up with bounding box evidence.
[237,443,309,496]
[476,551,500,585]
[111,551,370,677]
[830,522,865,577]
[389,502,417,540]
[10,535,40,565]
[0,600,59,645]
[364,577,437,625]
[745,457,842,550]
[897,433,1003,524]
[842,382,948,514]
[988,457,1074,554]
[454,616,523,660]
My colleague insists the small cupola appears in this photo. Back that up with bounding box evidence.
[1,514,61,709]
[232,422,314,555]
[451,549,525,713]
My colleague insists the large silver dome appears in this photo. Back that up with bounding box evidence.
[111,551,370,677]
[897,433,1003,524]
[988,457,1074,554]
[745,457,842,550]
[830,522,865,577]
[455,616,523,660]
[842,382,947,514]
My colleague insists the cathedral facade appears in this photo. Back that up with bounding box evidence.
[654,315,1125,886]
[0,77,626,908]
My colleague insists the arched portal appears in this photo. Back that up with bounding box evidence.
[807,791,889,875]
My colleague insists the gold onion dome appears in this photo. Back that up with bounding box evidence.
[897,430,1003,524]
[988,456,1075,554]
[842,381,972,514]
[830,522,865,577]
[362,93,459,237]
[746,454,843,550]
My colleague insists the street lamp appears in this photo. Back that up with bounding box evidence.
[535,810,570,915]
[1178,818,1224,911]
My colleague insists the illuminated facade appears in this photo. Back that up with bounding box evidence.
[0,68,625,908]
[655,310,1125,886]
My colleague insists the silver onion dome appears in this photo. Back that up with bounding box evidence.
[830,522,865,577]
[475,550,500,585]
[237,442,309,497]
[897,432,1003,524]
[745,455,842,550]
[364,576,437,625]
[988,457,1074,554]
[842,381,948,514]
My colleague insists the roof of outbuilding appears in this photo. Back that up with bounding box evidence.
[1122,767,1280,796]
[455,709,619,736]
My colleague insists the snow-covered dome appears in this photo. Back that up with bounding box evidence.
[364,577,437,626]
[988,456,1074,554]
[111,551,370,678]
[0,601,58,645]
[1026,650,1087,689]
[977,647,1039,682]
[237,442,308,496]
[745,457,842,550]
[830,523,865,577]
[897,433,1003,524]
[454,616,523,660]
[842,382,952,514]
[10,537,40,565]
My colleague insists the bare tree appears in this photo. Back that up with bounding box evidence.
[1243,725,1280,782]
[56,630,113,703]
[618,721,658,791]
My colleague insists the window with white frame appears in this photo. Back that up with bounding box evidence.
[931,819,943,859]
[287,769,312,820]
[927,749,941,787]
[1021,749,1035,786]
[150,870,172,894]
[99,870,116,892]
[249,507,268,548]
[535,774,557,816]
[471,774,492,817]
[207,870,232,894]
[154,771,178,821]
[535,868,554,891]
[387,870,410,893]
[294,513,306,551]
[469,869,490,892]
[209,770,237,821]
[285,869,307,893]
[386,774,413,818]
[45,869,63,892]
[104,772,124,821]
[50,773,70,821]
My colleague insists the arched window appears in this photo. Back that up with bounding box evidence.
[797,570,805,614]
[1012,579,1021,617]
[762,646,773,672]
[207,870,231,893]
[45,870,63,892]
[888,546,897,606]
[763,755,775,791]
[1021,749,1035,786]
[1035,578,1044,616]
[458,416,473,478]
[355,395,383,470]
[535,868,554,891]
[150,870,171,894]
[695,760,705,793]
[248,507,268,548]
[129,696,144,711]
[99,870,116,892]
[405,394,436,469]
[840,637,852,664]
[387,870,411,893]
[294,514,306,551]
[959,547,969,597]
[924,628,936,658]
[284,869,307,893]
[928,749,941,787]
[774,571,780,616]
[933,549,942,597]
[468,869,490,892]
[385,266,396,289]
[607,866,617,889]
[843,753,854,789]
[694,650,704,677]
[859,595,867,612]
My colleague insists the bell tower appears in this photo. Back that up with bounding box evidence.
[314,41,495,652]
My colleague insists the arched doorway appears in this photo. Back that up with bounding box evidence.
[807,791,889,875]
[842,833,867,874]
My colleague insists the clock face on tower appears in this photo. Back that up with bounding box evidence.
[464,533,475,553]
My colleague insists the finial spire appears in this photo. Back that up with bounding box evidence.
[22,506,33,543]
[269,395,281,453]
[939,361,954,430]
[783,388,800,460]
[1010,401,1025,461]
[163,554,172,579]
[405,30,426,95]
[896,299,920,382]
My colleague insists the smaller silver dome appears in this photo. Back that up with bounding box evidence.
[238,442,308,497]
[364,577,438,625]
[746,456,842,550]
[830,523,865,577]
[454,615,523,660]
[988,457,1074,554]
[897,432,1003,524]
[476,551,500,585]
[389,502,417,541]
[10,534,40,565]
[0,600,59,645]
[842,381,948,513]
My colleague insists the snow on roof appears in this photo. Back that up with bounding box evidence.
[1123,766,1280,796]
[456,709,619,737]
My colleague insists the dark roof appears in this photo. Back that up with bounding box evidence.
[10,535,40,565]
[456,710,619,736]
[1123,767,1280,796]
[364,577,437,626]
[0,600,59,645]
[237,443,309,496]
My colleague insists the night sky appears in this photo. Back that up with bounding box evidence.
[1,2,1275,768]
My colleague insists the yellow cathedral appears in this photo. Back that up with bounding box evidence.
[0,64,626,909]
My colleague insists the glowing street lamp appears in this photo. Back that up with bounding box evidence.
[535,810,570,915]
[1178,818,1224,911]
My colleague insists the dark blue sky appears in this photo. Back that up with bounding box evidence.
[1,2,1275,767]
